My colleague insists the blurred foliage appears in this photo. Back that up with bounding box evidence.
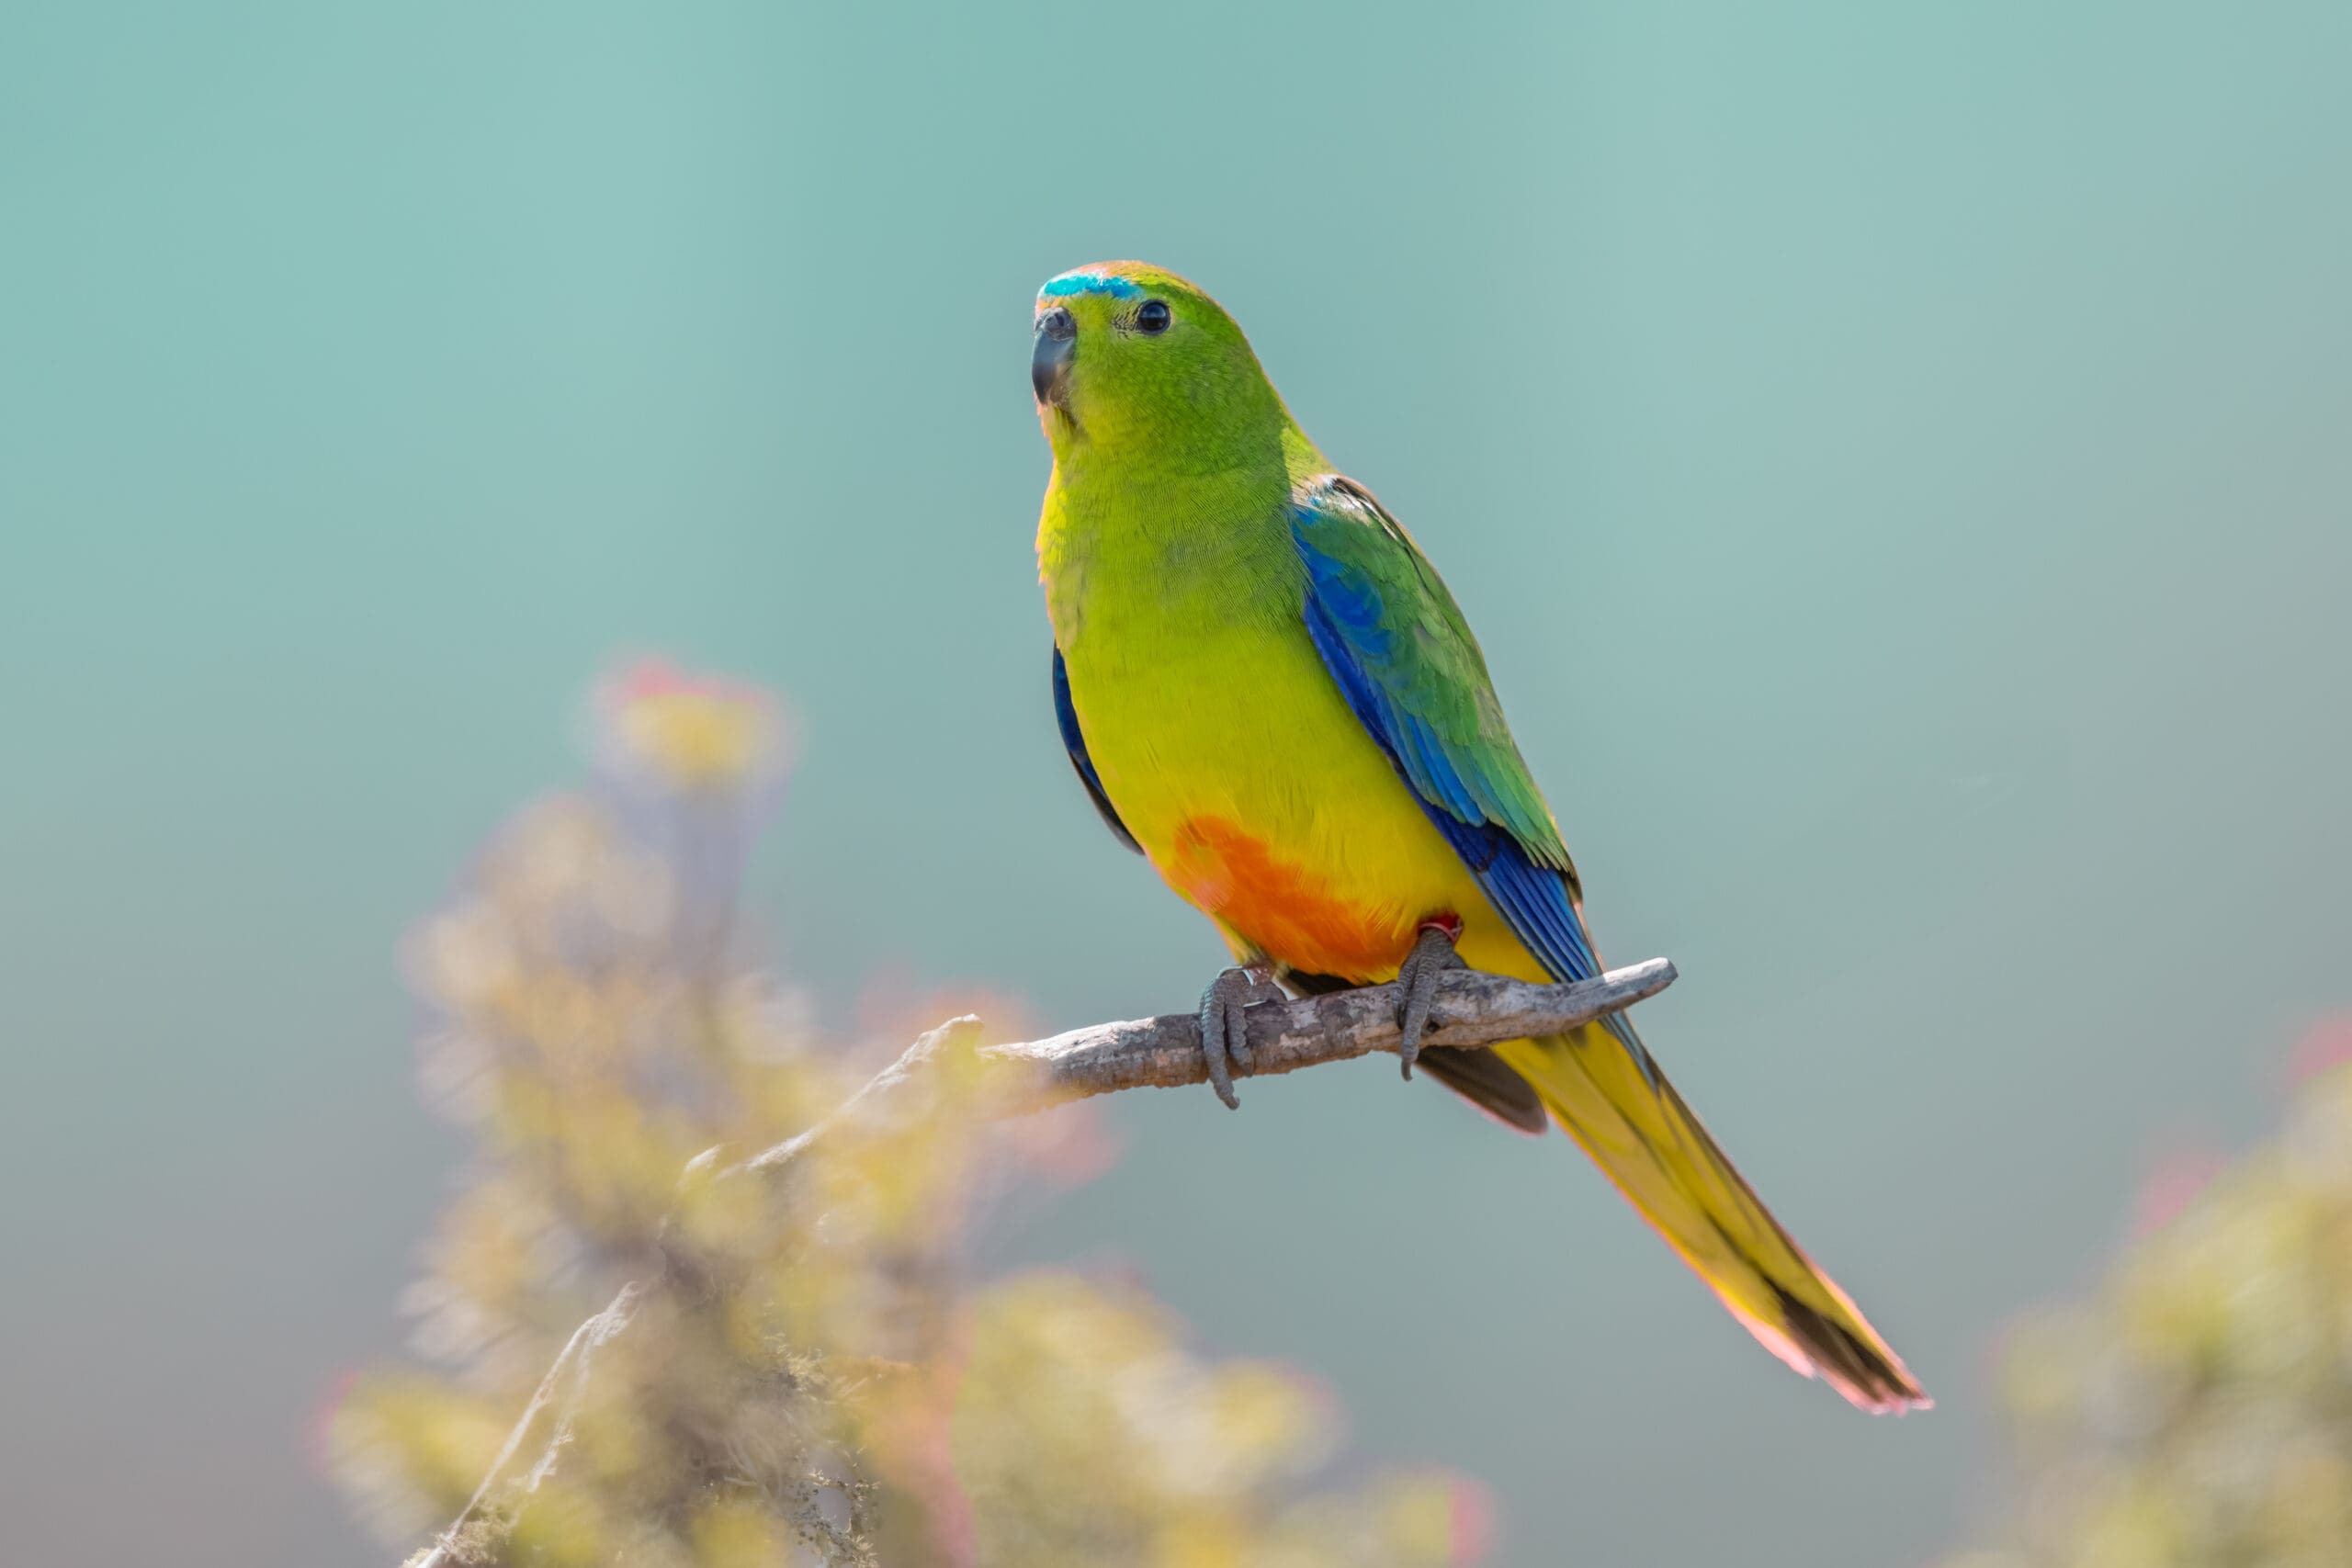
[1946,1027,2352,1568]
[331,660,1491,1568]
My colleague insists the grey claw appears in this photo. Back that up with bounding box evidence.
[1394,924,1465,1080]
[1199,966,1277,1110]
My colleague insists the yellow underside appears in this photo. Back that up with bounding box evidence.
[1066,596,1548,988]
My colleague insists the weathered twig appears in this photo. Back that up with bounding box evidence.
[984,955,1675,1102]
[407,957,1675,1565]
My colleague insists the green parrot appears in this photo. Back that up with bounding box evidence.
[1034,259,1927,1413]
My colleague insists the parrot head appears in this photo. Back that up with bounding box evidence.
[1031,261,1289,464]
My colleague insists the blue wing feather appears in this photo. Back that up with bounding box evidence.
[1302,585,1600,984]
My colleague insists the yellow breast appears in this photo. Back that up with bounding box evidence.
[1064,596,1525,984]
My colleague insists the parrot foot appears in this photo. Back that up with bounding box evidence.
[1395,919,1465,1081]
[1199,964,1283,1110]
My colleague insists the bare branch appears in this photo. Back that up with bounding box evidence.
[406,958,1674,1564]
[985,955,1677,1104]
[734,959,1675,1189]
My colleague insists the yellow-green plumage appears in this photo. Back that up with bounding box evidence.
[1033,260,1926,1413]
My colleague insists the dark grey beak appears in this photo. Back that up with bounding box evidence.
[1033,305,1075,404]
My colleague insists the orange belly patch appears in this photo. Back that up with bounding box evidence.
[1163,816,1411,981]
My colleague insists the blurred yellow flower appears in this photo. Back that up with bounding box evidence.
[595,657,786,792]
[1947,1043,2352,1566]
[334,665,1494,1568]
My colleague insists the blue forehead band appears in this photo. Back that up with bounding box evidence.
[1039,271,1142,300]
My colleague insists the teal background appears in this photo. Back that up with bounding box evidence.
[5,2,2349,1563]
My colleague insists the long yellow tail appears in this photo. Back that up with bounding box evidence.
[1493,1022,1929,1413]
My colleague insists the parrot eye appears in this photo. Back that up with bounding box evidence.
[1134,299,1172,335]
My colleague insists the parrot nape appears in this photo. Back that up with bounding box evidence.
[1031,260,1927,1414]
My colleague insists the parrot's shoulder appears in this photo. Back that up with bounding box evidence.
[1283,468,1476,651]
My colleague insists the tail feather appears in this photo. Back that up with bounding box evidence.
[1416,1044,1551,1134]
[1493,1021,1928,1414]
